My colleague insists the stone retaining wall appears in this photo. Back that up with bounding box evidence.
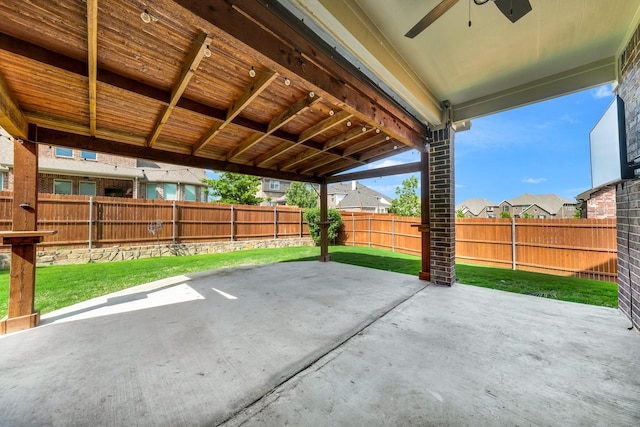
[0,238,315,268]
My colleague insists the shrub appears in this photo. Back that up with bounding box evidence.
[304,207,343,245]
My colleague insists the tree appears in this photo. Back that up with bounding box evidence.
[389,175,420,217]
[285,182,318,208]
[304,208,343,245]
[201,172,263,205]
[500,211,511,218]
[456,209,466,218]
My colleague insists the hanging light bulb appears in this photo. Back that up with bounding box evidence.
[284,77,291,86]
[309,91,315,98]
[346,120,352,127]
[249,66,256,78]
[362,126,367,132]
[329,109,335,116]
[140,9,151,23]
[385,136,390,140]
[376,128,381,134]
[204,46,211,58]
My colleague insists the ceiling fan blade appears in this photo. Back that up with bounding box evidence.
[494,0,532,23]
[405,0,460,39]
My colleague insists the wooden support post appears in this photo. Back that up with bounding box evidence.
[0,125,49,334]
[419,149,431,281]
[319,178,330,262]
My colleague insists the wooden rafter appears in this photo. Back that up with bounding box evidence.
[342,133,390,157]
[87,0,98,136]
[280,125,373,171]
[326,161,422,183]
[192,68,278,155]
[174,0,428,151]
[226,91,322,161]
[0,70,27,138]
[147,31,212,147]
[254,110,351,167]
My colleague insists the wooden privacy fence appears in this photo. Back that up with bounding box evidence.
[0,192,310,249]
[337,212,617,282]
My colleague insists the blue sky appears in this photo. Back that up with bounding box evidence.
[355,84,616,205]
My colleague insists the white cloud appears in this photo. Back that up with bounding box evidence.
[591,84,613,99]
[367,159,404,170]
[522,177,547,184]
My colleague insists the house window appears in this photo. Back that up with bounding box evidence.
[486,206,494,212]
[269,180,280,190]
[53,180,72,194]
[79,181,96,196]
[164,183,177,200]
[502,205,510,212]
[55,147,73,158]
[539,215,546,219]
[184,184,196,201]
[0,173,3,190]
[80,151,97,161]
[146,184,157,200]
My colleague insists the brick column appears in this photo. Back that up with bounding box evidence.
[617,22,640,330]
[429,125,456,286]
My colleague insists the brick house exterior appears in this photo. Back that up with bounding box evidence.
[0,133,207,201]
[576,185,617,219]
[257,178,320,206]
[617,22,640,331]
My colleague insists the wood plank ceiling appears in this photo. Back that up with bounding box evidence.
[0,0,429,184]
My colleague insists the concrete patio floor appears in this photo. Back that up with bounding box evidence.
[1,261,639,426]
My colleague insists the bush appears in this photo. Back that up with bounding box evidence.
[304,207,343,245]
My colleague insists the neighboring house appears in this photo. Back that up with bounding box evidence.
[0,131,207,201]
[257,178,319,206]
[456,193,578,219]
[576,185,617,219]
[456,198,498,218]
[499,193,577,218]
[328,181,392,213]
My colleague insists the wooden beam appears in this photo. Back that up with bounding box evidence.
[192,68,278,155]
[173,0,428,151]
[326,161,422,183]
[298,154,342,175]
[87,0,98,136]
[342,133,390,157]
[0,34,364,165]
[254,110,351,167]
[148,31,212,147]
[226,91,321,161]
[33,127,323,184]
[0,69,27,138]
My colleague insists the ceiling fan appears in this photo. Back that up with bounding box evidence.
[405,0,532,39]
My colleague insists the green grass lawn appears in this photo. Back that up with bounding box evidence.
[0,245,618,318]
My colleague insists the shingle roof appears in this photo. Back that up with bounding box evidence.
[507,193,575,213]
[455,198,497,216]
[329,181,392,209]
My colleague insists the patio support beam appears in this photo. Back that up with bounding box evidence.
[326,161,422,183]
[148,31,212,147]
[418,150,431,281]
[0,125,41,334]
[319,178,330,262]
[32,127,323,184]
[0,68,27,138]
[87,0,98,136]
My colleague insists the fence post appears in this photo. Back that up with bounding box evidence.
[368,217,371,247]
[172,200,177,244]
[88,196,93,251]
[274,205,277,239]
[391,216,395,252]
[512,217,516,270]
[299,209,303,238]
[230,205,235,241]
[352,213,355,246]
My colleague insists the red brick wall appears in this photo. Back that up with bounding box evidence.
[586,186,616,219]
